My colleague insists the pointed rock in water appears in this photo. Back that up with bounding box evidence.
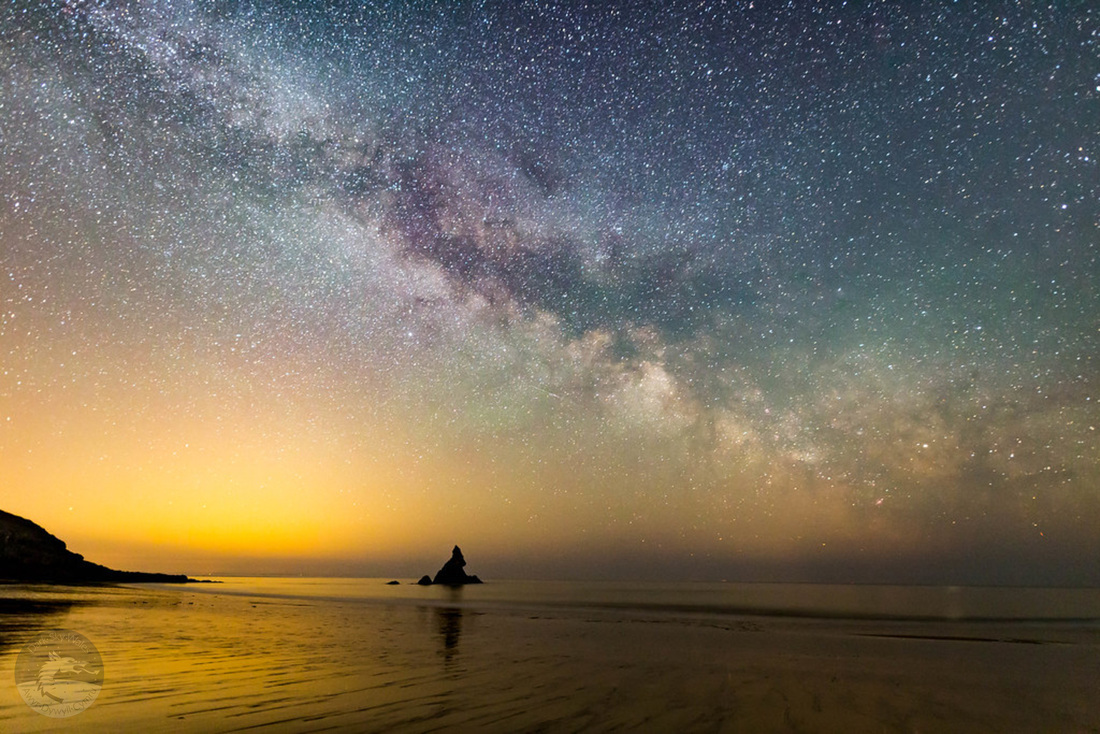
[430,545,483,586]
[386,580,400,585]
[416,575,433,586]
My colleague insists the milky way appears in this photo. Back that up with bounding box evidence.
[1,1,1097,583]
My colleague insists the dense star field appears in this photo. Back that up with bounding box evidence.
[1,1,1097,583]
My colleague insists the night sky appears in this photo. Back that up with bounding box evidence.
[2,1,1097,584]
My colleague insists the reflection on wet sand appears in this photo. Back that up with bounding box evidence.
[0,581,1097,732]
[0,590,77,657]
[435,606,463,665]
[433,585,464,668]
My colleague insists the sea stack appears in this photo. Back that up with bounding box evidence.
[427,545,483,586]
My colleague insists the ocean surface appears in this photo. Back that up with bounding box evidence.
[2,578,1099,732]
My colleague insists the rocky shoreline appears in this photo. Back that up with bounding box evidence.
[0,509,204,584]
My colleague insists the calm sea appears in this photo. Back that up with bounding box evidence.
[175,577,1100,621]
[2,579,1099,732]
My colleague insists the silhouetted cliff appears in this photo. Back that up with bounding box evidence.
[0,509,196,583]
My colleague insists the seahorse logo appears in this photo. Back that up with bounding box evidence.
[15,630,103,718]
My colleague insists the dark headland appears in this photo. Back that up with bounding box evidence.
[0,509,206,584]
[417,545,483,586]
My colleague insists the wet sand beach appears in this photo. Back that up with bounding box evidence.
[1,580,1098,732]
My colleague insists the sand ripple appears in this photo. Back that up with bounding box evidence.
[1,584,1098,732]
